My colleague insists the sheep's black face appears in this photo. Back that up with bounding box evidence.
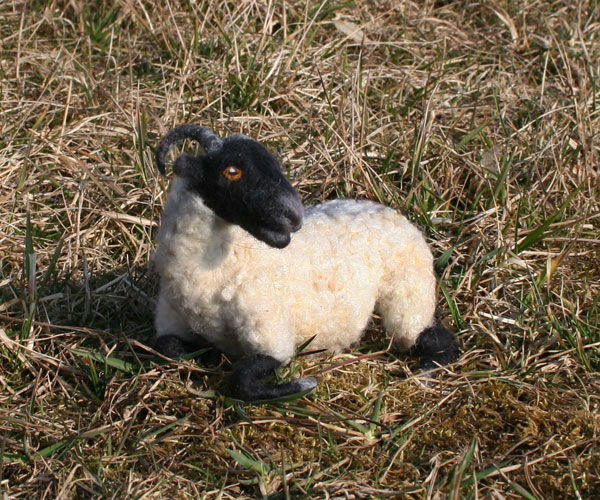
[174,138,304,248]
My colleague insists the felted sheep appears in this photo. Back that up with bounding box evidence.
[153,124,458,402]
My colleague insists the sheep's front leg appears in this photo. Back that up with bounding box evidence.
[223,291,317,402]
[154,291,220,363]
[155,334,219,360]
[228,354,317,402]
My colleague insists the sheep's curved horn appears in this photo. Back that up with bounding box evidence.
[156,124,223,175]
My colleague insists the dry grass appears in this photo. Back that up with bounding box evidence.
[1,0,599,498]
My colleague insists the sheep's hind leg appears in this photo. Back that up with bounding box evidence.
[410,326,459,372]
[376,258,458,372]
[228,354,317,403]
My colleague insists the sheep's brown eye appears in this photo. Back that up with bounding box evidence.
[223,166,243,181]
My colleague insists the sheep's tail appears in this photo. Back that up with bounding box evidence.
[155,124,223,176]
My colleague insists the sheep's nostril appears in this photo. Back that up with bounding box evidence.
[281,193,304,233]
[289,206,304,233]
[290,216,303,233]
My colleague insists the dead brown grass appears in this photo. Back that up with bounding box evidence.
[1,0,599,498]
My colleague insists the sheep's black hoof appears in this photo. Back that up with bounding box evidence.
[411,326,459,373]
[154,335,221,365]
[228,354,317,403]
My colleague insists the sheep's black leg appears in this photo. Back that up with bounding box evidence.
[228,354,317,402]
[154,335,221,365]
[411,326,459,372]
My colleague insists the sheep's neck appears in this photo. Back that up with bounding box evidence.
[200,216,233,269]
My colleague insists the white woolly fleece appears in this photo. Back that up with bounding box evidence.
[154,178,437,364]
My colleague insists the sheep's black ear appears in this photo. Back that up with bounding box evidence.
[173,154,201,181]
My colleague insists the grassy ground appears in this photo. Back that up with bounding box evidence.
[1,0,599,498]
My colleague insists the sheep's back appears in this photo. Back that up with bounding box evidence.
[274,200,433,353]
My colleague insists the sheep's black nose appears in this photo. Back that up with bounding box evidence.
[289,211,303,232]
[283,193,304,232]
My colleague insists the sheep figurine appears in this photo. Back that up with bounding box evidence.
[153,124,458,402]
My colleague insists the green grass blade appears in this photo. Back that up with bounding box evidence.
[448,438,477,495]
[457,121,489,150]
[70,349,136,374]
[509,481,540,500]
[137,416,190,443]
[439,281,463,330]
[35,438,76,459]
[516,187,580,253]
[226,448,270,475]
[38,237,64,294]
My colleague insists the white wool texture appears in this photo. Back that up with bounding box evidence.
[154,179,437,364]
